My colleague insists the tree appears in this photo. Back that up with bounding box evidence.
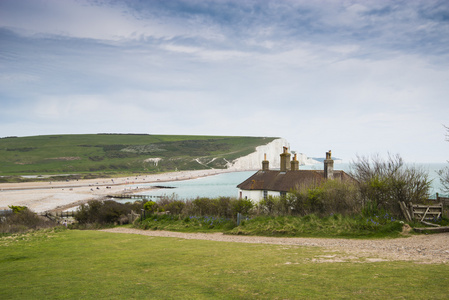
[350,153,431,216]
[437,125,449,193]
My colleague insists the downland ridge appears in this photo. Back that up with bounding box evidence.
[0,134,278,176]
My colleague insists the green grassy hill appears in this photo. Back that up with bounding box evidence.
[0,134,276,176]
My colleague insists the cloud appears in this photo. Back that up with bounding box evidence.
[0,0,448,162]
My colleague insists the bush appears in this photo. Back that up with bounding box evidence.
[231,198,253,215]
[143,200,158,213]
[138,214,235,232]
[228,214,404,238]
[192,197,218,216]
[74,200,143,225]
[8,205,27,213]
[138,196,254,221]
[257,180,360,217]
[350,154,431,217]
[437,166,449,193]
[0,208,57,234]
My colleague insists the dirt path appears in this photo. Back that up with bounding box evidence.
[100,227,449,264]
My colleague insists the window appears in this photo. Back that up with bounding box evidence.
[263,190,268,200]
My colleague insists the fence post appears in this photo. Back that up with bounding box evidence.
[237,213,241,226]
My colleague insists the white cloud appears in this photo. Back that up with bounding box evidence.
[1,0,449,162]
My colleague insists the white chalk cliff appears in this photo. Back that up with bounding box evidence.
[227,138,317,170]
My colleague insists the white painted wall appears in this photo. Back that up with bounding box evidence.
[238,189,281,202]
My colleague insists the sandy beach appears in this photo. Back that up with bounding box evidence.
[0,169,231,213]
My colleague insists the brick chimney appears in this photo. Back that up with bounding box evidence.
[280,146,291,172]
[324,150,334,180]
[262,153,269,171]
[291,153,299,171]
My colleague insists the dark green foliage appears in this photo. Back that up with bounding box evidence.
[74,200,144,225]
[131,192,409,238]
[256,180,360,217]
[158,199,185,215]
[0,208,57,234]
[139,214,236,232]
[192,197,219,216]
[183,197,254,218]
[232,198,253,215]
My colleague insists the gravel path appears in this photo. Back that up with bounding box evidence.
[100,227,449,264]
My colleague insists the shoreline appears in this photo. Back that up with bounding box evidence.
[0,169,239,213]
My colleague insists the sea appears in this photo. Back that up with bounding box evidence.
[114,162,448,203]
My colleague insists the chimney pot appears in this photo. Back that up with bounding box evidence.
[280,147,291,172]
[324,150,334,180]
[291,153,299,171]
[262,153,269,171]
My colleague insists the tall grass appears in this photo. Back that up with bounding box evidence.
[228,214,403,238]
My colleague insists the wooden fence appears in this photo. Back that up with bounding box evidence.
[107,194,163,200]
[0,209,13,216]
[40,211,76,219]
[433,193,449,205]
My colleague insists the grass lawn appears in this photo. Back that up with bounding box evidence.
[1,229,448,299]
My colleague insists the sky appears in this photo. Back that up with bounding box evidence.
[0,0,448,163]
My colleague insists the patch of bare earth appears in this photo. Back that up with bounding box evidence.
[100,227,449,264]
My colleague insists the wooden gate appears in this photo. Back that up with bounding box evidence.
[410,203,443,222]
[398,201,443,223]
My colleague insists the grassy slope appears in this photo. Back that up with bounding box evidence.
[0,134,277,175]
[1,229,448,299]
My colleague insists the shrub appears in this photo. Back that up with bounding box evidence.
[192,197,218,216]
[250,179,361,217]
[143,200,158,213]
[139,197,253,220]
[162,200,185,215]
[8,205,28,213]
[257,196,290,216]
[74,200,143,225]
[437,166,449,193]
[350,154,431,217]
[231,198,254,216]
[0,208,57,234]
[320,180,360,215]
